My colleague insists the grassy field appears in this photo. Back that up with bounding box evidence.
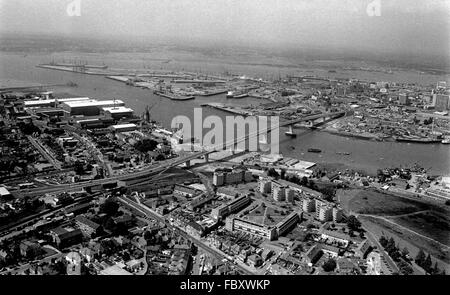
[344,189,430,215]
[360,215,450,271]
[390,211,450,246]
[338,188,450,272]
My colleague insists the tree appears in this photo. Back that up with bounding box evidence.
[307,179,317,190]
[289,175,299,184]
[423,254,432,272]
[322,258,337,272]
[320,186,336,202]
[74,161,85,176]
[432,262,440,275]
[280,169,286,180]
[100,199,119,216]
[134,139,158,153]
[155,154,165,161]
[401,247,409,258]
[398,260,413,275]
[267,168,279,178]
[379,236,388,248]
[415,249,426,266]
[300,176,308,186]
[346,215,361,231]
[385,237,396,253]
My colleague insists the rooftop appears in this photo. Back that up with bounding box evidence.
[63,99,125,108]
[23,99,55,106]
[100,265,133,275]
[103,106,134,113]
[0,187,11,196]
[110,123,137,129]
[57,97,91,102]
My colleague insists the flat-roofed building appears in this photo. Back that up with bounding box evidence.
[321,244,340,258]
[62,99,125,116]
[75,215,101,238]
[56,97,91,105]
[285,188,295,203]
[317,205,333,222]
[302,197,315,213]
[24,97,91,109]
[23,99,56,108]
[276,211,301,237]
[50,227,83,248]
[315,199,328,212]
[211,195,250,220]
[332,207,344,223]
[213,172,225,186]
[109,123,137,133]
[320,229,350,247]
[213,168,252,186]
[75,117,115,129]
[271,180,286,201]
[174,184,200,198]
[356,239,372,258]
[226,216,277,240]
[258,177,272,193]
[305,244,322,265]
[102,106,134,120]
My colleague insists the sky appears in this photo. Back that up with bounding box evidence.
[0,0,449,58]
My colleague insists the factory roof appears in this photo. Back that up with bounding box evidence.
[56,97,91,102]
[63,99,125,108]
[102,106,134,113]
[110,123,137,130]
[24,99,55,106]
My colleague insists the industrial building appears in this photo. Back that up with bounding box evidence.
[102,106,134,120]
[62,99,125,116]
[23,97,91,109]
[109,123,137,133]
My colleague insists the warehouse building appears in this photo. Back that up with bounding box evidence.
[109,123,137,133]
[62,99,125,116]
[102,106,134,120]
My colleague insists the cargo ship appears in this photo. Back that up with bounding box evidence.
[336,152,351,155]
[307,148,322,153]
[226,90,249,99]
[394,136,441,143]
[153,90,195,101]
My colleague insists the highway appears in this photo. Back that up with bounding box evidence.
[117,195,254,275]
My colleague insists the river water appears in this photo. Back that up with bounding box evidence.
[1,52,449,176]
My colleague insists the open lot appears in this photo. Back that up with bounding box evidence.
[343,189,430,215]
[390,211,450,247]
[360,215,450,271]
[338,188,450,271]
